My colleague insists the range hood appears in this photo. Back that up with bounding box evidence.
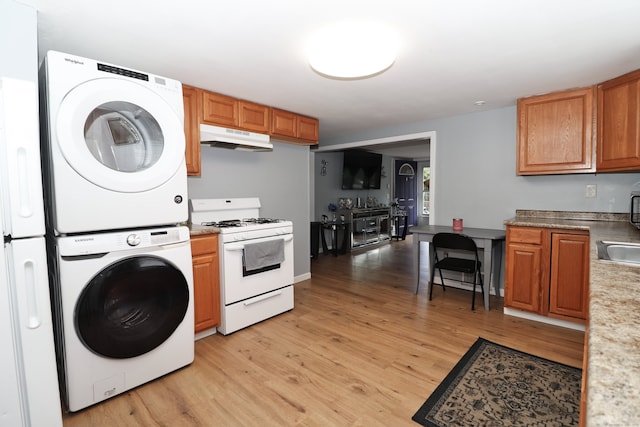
[200,124,273,152]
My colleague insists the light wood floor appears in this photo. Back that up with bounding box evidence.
[62,236,584,427]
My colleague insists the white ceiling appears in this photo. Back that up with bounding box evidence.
[21,0,640,151]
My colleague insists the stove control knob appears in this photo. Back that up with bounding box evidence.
[126,234,141,246]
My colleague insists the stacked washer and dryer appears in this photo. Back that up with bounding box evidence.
[39,51,194,412]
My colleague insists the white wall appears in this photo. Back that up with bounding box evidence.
[320,106,640,229]
[188,142,311,279]
[1,0,38,82]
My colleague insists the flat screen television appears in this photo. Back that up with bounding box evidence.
[341,150,382,190]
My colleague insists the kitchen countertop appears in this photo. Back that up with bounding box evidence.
[505,210,640,427]
[188,224,221,236]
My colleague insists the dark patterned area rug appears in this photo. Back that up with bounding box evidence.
[412,337,582,427]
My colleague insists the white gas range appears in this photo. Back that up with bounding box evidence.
[189,198,294,335]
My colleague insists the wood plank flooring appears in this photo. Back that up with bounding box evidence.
[62,236,584,426]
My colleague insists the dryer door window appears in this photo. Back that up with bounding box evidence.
[75,255,189,359]
[84,101,164,173]
[55,78,185,193]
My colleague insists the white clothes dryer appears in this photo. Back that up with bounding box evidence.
[48,226,194,412]
[39,51,188,235]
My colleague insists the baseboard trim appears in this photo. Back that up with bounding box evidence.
[504,307,585,331]
[295,272,311,283]
[195,327,217,341]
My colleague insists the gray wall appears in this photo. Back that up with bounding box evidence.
[188,142,311,280]
[189,89,640,280]
[319,106,640,230]
[313,152,394,221]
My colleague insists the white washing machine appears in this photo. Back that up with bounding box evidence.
[48,226,194,412]
[39,51,188,235]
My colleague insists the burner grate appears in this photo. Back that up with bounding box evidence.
[200,218,283,228]
[201,220,241,228]
[242,218,282,224]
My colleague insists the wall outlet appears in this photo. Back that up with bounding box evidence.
[585,184,597,198]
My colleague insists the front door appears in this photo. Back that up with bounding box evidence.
[395,160,417,228]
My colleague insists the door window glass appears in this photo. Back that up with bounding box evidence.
[84,101,164,172]
[423,166,430,215]
[75,255,188,359]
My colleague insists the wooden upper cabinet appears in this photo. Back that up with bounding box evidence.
[201,91,270,133]
[517,87,595,175]
[238,100,270,133]
[298,115,319,142]
[202,91,238,127]
[596,68,640,172]
[182,84,201,176]
[270,107,319,145]
[271,108,297,138]
[185,85,319,165]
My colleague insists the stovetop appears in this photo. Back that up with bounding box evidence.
[200,218,285,228]
[189,198,293,240]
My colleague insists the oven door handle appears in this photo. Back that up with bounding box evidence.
[225,235,293,251]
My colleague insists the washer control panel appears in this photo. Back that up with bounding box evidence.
[56,226,189,256]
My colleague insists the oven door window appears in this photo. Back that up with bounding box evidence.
[242,237,285,276]
[75,255,189,359]
[243,262,280,277]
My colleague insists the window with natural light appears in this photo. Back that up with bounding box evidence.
[422,166,430,216]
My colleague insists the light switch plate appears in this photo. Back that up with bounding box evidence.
[585,184,597,198]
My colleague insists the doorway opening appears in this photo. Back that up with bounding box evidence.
[311,130,436,225]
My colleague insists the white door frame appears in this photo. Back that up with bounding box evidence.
[312,130,437,225]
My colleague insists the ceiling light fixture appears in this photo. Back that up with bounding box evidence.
[307,22,397,79]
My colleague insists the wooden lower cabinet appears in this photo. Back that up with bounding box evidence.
[549,232,590,319]
[505,226,588,322]
[190,234,220,333]
[580,326,589,427]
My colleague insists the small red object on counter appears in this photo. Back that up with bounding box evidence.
[452,218,463,231]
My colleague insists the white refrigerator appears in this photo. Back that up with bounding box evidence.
[0,77,62,426]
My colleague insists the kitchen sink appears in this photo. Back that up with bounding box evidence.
[596,240,640,265]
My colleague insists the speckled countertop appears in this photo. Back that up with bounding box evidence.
[188,224,221,236]
[505,210,640,427]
